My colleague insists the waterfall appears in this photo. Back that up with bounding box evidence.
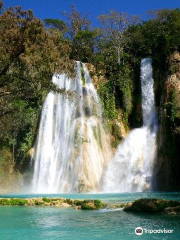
[103,58,158,192]
[31,62,111,193]
[31,58,157,194]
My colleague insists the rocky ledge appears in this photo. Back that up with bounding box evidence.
[124,198,180,215]
[0,197,106,210]
[1,197,180,214]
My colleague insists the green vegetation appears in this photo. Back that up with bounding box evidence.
[0,197,105,210]
[0,198,28,205]
[80,63,86,85]
[124,198,180,213]
[166,89,180,134]
[0,0,180,188]
[42,197,51,203]
[94,199,103,209]
[0,1,73,171]
[80,199,105,210]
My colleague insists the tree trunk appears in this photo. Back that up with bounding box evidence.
[12,143,14,163]
[117,48,121,65]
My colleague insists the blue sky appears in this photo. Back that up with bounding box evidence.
[3,0,180,25]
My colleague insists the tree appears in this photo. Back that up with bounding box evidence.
[0,4,73,166]
[98,11,139,64]
[44,18,67,33]
[61,4,98,62]
[62,4,91,39]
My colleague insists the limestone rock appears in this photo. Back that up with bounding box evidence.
[124,198,180,214]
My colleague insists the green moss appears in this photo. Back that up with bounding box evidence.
[65,199,74,205]
[74,200,83,206]
[0,199,10,205]
[0,197,106,209]
[124,198,180,213]
[0,198,28,206]
[94,199,103,209]
[34,200,43,205]
[42,197,51,203]
[81,203,95,210]
[81,199,104,210]
[80,63,86,85]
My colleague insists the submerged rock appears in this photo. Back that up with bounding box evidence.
[164,205,180,215]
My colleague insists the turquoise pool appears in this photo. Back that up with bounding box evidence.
[0,192,180,240]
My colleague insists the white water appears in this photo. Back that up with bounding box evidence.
[103,58,158,192]
[31,58,157,194]
[31,62,111,193]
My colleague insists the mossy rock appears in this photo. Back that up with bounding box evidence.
[81,199,104,210]
[124,198,180,213]
[74,200,83,206]
[34,200,43,205]
[65,199,74,205]
[42,197,51,203]
[0,198,28,206]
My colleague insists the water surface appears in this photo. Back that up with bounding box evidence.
[0,192,180,240]
[1,191,180,202]
[0,206,180,240]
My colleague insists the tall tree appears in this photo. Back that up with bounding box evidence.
[62,4,91,39]
[62,4,98,62]
[98,11,139,64]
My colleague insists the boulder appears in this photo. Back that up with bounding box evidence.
[124,198,180,213]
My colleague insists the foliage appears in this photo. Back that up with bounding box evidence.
[98,81,118,120]
[165,89,180,134]
[94,199,103,209]
[0,3,73,168]
[71,29,99,62]
[98,11,140,64]
[129,9,180,59]
[1,0,180,173]
[44,18,67,32]
[62,4,91,39]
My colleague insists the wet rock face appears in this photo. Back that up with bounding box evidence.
[154,51,180,191]
[85,63,128,149]
[85,63,107,90]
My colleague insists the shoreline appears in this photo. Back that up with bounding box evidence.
[0,197,180,215]
[0,197,107,210]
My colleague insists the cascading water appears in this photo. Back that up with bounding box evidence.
[103,58,158,192]
[31,62,111,193]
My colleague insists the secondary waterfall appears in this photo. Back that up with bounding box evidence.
[103,58,158,192]
[31,62,111,193]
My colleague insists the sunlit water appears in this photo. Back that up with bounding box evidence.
[0,193,180,240]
